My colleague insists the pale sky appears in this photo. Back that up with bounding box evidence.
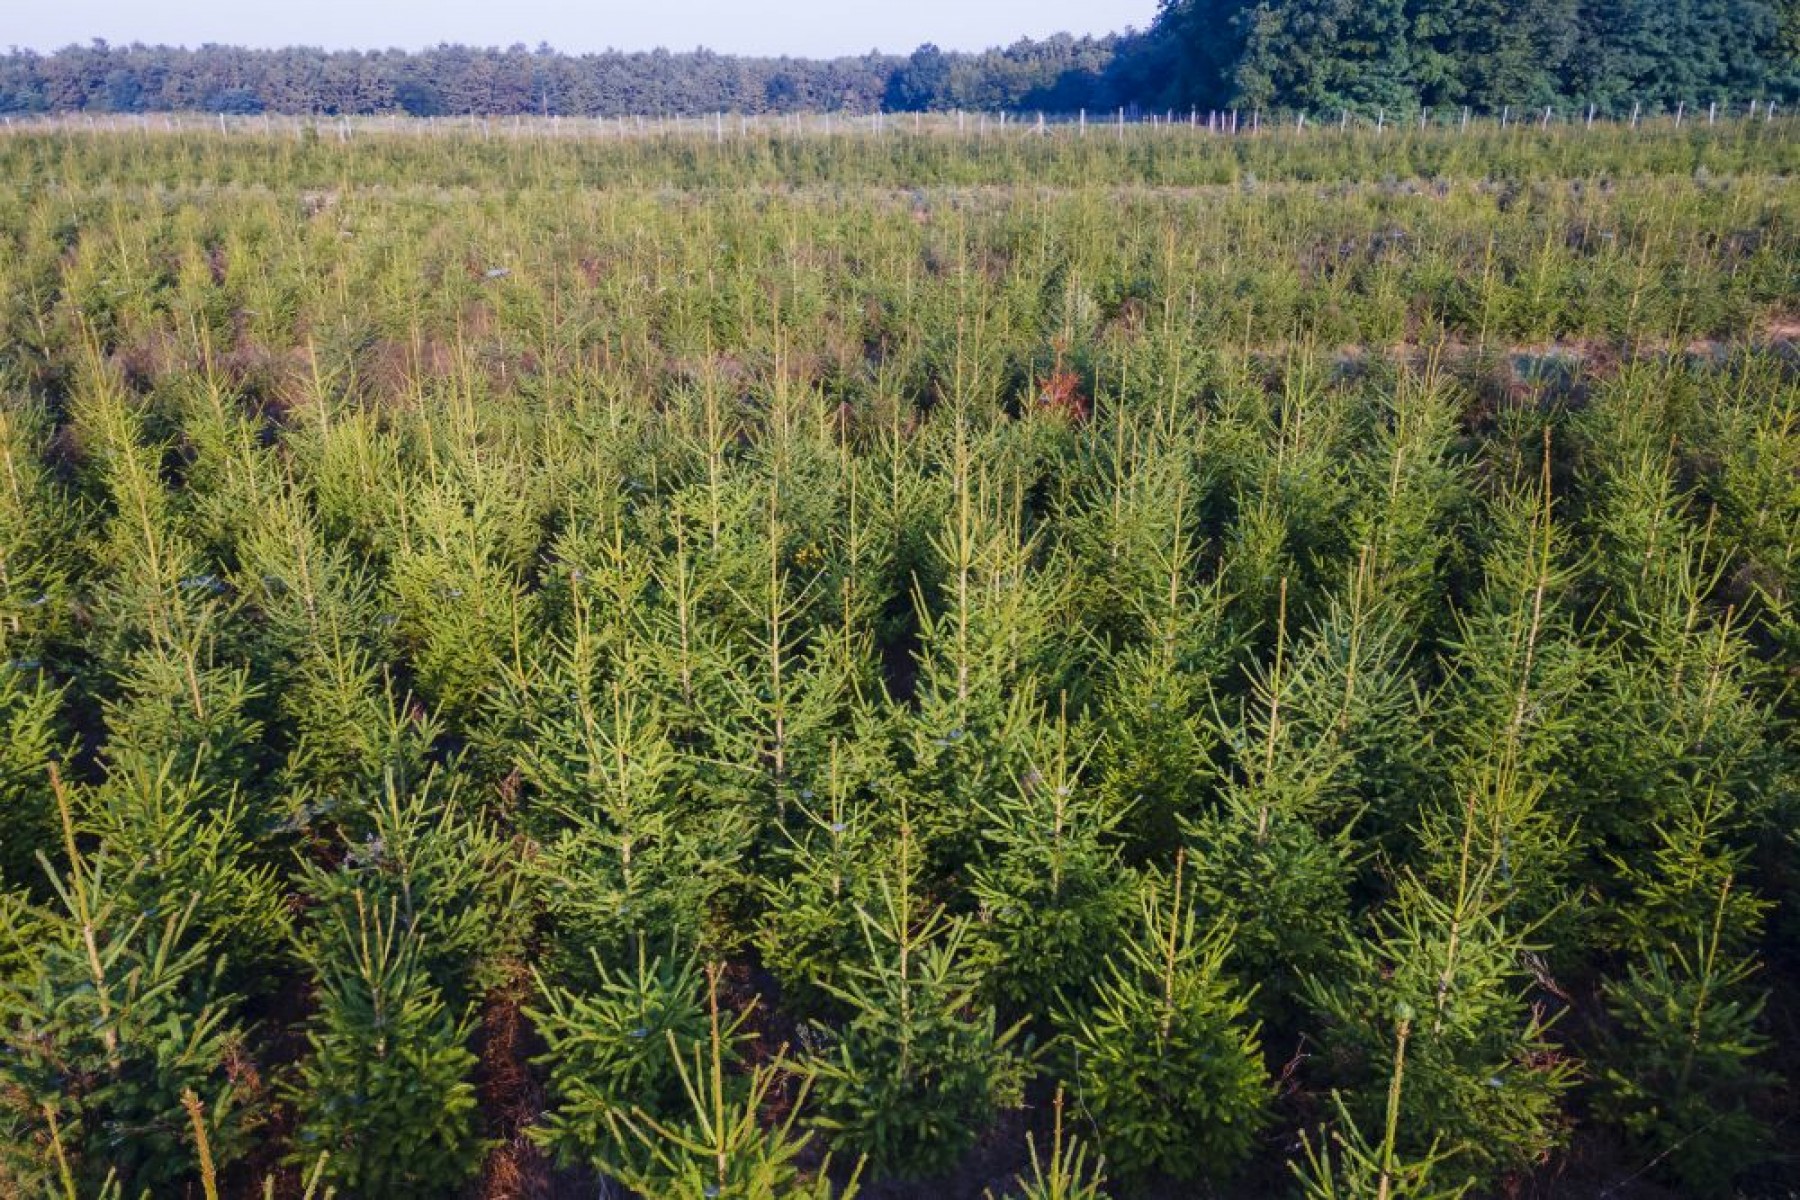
[7,0,1163,58]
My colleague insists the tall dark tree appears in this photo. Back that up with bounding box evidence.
[1141,0,1258,109]
[885,43,952,110]
[1233,0,1420,113]
[1415,0,1579,110]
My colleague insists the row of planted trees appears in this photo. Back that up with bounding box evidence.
[0,128,1796,1198]
[3,328,1791,1196]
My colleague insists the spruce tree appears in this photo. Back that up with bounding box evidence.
[984,1087,1109,1200]
[527,942,717,1179]
[1596,886,1774,1195]
[806,818,1026,1177]
[758,745,887,1021]
[607,964,855,1199]
[968,706,1136,1020]
[1305,870,1575,1185]
[288,894,485,1197]
[0,771,254,1194]
[1057,862,1268,1185]
[1292,1014,1473,1199]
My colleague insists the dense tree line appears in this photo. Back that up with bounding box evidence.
[1141,0,1800,114]
[2,7,1793,120]
[0,36,1133,118]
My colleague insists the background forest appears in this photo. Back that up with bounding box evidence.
[2,0,1798,119]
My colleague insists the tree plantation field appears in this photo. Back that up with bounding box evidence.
[0,121,1798,1199]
